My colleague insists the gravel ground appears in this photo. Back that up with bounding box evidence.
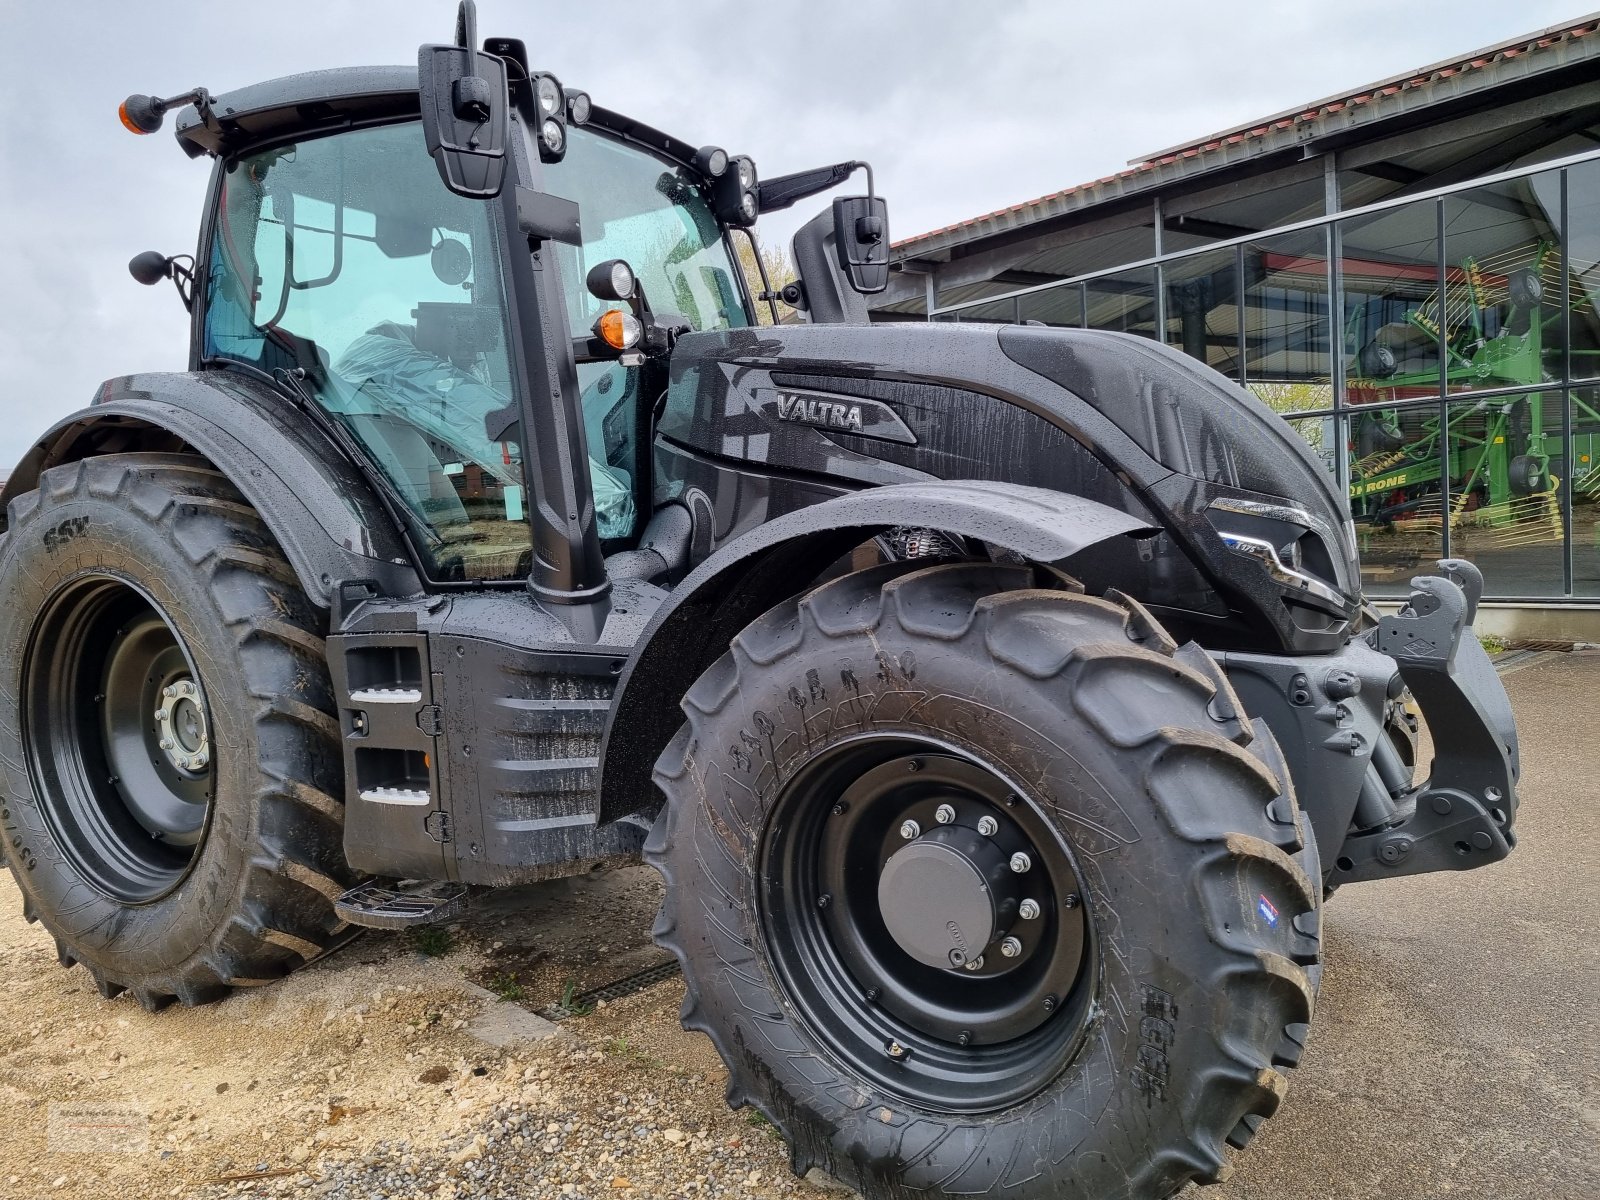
[0,652,1593,1199]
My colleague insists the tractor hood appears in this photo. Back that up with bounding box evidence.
[658,322,1360,654]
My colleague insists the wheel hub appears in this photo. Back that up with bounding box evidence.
[877,825,1017,969]
[155,678,210,773]
[762,741,1097,1112]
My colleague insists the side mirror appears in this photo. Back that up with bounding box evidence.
[830,195,890,295]
[418,1,510,199]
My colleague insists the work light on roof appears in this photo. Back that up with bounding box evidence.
[535,74,563,116]
[529,72,568,163]
[712,155,759,228]
[694,146,729,179]
[541,119,565,156]
[566,89,591,125]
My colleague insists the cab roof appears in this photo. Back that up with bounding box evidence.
[172,63,705,172]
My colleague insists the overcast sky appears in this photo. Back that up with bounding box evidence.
[0,0,1584,470]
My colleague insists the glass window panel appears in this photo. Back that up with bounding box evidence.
[1346,399,1445,597]
[1441,170,1563,396]
[1571,387,1600,596]
[1017,284,1083,327]
[1162,248,1239,377]
[952,298,1019,324]
[204,122,533,583]
[1339,199,1443,407]
[1286,413,1339,480]
[1243,228,1333,410]
[1568,160,1600,384]
[1084,268,1157,338]
[1444,390,1565,596]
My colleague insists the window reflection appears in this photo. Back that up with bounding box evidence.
[1162,248,1239,377]
[1441,171,1563,396]
[1085,268,1157,337]
[1444,390,1566,596]
[1341,200,1442,404]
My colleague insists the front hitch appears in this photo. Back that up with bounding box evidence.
[1331,559,1519,884]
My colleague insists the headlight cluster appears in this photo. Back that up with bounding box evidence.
[1207,497,1354,613]
[701,150,758,228]
[528,71,589,163]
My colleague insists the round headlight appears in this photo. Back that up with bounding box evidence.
[736,157,755,189]
[536,75,563,116]
[541,118,566,155]
[567,90,591,125]
[740,191,758,222]
[609,260,635,300]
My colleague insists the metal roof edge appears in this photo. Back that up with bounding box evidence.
[892,16,1600,259]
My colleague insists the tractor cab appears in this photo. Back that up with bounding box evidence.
[131,8,886,600]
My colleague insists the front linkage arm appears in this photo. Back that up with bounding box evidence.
[1338,559,1520,883]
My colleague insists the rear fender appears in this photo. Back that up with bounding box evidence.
[0,371,420,606]
[595,480,1157,823]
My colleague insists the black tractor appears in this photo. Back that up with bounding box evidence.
[0,6,1519,1196]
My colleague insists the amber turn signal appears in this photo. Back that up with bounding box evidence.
[595,309,642,351]
[118,100,152,134]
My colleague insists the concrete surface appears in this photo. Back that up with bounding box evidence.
[1201,650,1599,1198]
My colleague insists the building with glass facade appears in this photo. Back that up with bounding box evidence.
[871,18,1600,629]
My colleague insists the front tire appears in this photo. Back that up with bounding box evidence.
[0,454,355,1009]
[648,560,1321,1199]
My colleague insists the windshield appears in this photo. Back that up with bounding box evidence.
[544,127,751,335]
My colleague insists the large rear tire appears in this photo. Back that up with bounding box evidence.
[0,454,355,1009]
[648,560,1321,1199]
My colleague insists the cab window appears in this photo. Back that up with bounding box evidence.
[543,127,752,545]
[203,121,530,582]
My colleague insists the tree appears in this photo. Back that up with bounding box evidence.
[735,234,797,326]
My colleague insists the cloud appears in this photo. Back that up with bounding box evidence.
[0,0,1580,468]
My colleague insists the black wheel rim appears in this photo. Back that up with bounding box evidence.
[759,736,1096,1113]
[23,573,215,903]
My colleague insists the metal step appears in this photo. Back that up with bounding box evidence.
[334,879,469,930]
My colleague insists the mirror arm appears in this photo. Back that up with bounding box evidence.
[756,160,873,213]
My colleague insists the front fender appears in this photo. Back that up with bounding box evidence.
[595,479,1157,823]
[0,370,420,606]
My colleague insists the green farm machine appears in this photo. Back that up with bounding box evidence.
[1347,240,1600,562]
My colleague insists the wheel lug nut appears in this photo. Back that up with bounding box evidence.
[1000,937,1022,958]
[976,815,998,836]
[159,738,173,750]
[934,803,955,825]
[163,686,177,699]
[899,820,921,840]
[1009,852,1031,873]
[962,955,983,972]
[1019,899,1040,920]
